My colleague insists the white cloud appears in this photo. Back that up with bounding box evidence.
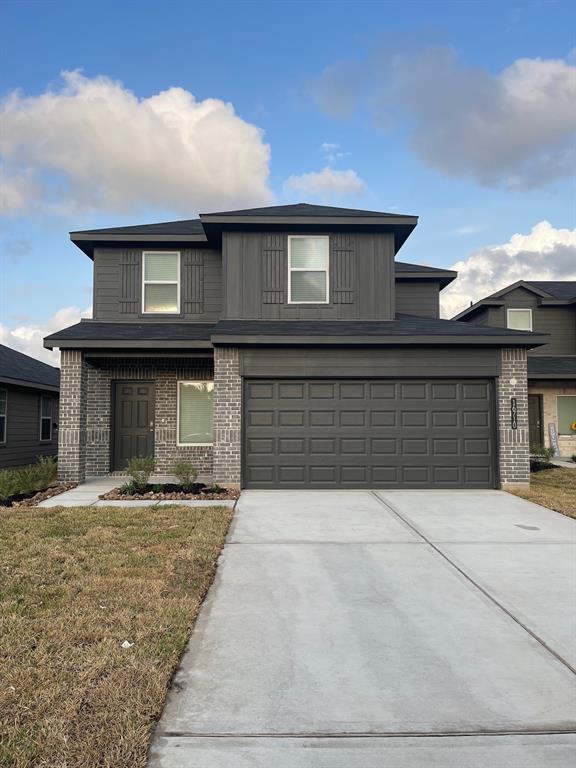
[284,166,366,201]
[440,221,576,318]
[310,49,576,189]
[0,305,91,365]
[319,142,350,164]
[0,71,273,217]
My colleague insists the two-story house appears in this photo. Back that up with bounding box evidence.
[44,203,546,490]
[454,280,576,456]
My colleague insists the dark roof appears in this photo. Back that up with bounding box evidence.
[395,261,457,288]
[0,344,60,389]
[70,219,205,237]
[211,316,548,347]
[526,281,576,301]
[44,322,215,350]
[528,356,576,378]
[200,203,414,218]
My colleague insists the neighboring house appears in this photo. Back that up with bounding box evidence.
[0,344,60,469]
[454,281,576,457]
[44,203,546,490]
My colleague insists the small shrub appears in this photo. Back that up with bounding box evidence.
[571,454,576,463]
[118,481,137,496]
[203,485,226,494]
[530,444,555,462]
[0,469,21,502]
[0,456,58,502]
[170,460,198,491]
[125,456,155,492]
[152,484,164,493]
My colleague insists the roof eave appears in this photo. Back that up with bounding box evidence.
[69,232,209,258]
[0,375,59,392]
[44,337,213,351]
[210,333,548,348]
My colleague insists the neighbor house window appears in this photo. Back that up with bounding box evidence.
[0,390,6,443]
[177,381,214,445]
[507,308,532,331]
[40,396,53,441]
[142,251,180,313]
[557,396,576,436]
[288,236,329,303]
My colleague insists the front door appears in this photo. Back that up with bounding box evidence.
[528,394,543,448]
[112,381,155,471]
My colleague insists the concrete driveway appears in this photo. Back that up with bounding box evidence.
[149,490,576,767]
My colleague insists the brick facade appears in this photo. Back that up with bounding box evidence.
[497,348,530,488]
[58,349,88,482]
[213,346,242,487]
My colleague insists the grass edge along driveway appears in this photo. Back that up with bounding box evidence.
[0,504,234,768]
[508,467,576,519]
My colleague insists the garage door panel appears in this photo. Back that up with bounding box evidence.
[244,378,496,489]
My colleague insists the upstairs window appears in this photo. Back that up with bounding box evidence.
[507,308,532,331]
[142,252,180,313]
[177,381,214,445]
[288,236,329,304]
[40,396,53,441]
[0,390,6,443]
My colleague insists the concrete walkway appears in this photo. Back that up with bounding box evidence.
[38,476,235,508]
[149,490,576,767]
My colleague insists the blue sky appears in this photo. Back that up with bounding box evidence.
[1,0,575,361]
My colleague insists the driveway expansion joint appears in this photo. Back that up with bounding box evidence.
[371,491,576,677]
[155,728,576,739]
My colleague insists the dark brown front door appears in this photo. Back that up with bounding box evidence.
[528,394,543,448]
[112,382,155,471]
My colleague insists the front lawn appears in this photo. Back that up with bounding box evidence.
[0,504,233,768]
[509,467,576,519]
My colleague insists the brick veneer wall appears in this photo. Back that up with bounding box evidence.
[58,349,88,482]
[213,347,242,486]
[497,348,530,487]
[84,356,214,477]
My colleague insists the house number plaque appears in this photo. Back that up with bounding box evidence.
[510,397,518,429]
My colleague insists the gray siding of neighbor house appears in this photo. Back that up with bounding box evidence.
[222,231,396,320]
[92,247,222,322]
[395,280,440,318]
[0,384,59,468]
[479,288,576,356]
[240,346,501,378]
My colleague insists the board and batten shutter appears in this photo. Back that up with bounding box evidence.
[120,250,140,314]
[262,233,285,304]
[182,250,204,315]
[332,233,356,304]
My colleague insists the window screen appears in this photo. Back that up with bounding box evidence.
[288,237,329,303]
[143,252,180,313]
[178,382,214,444]
[40,396,52,441]
[557,396,576,436]
[0,390,6,443]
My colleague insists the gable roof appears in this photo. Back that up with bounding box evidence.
[0,344,60,391]
[70,203,418,257]
[453,279,576,320]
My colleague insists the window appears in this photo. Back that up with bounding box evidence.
[507,308,532,331]
[0,390,6,443]
[40,396,53,441]
[288,236,329,304]
[142,251,180,313]
[177,381,214,445]
[557,396,576,436]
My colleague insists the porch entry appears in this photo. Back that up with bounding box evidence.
[112,381,155,471]
[528,394,543,448]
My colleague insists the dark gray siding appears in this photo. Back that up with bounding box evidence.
[465,288,576,355]
[0,384,59,468]
[93,247,222,322]
[395,280,440,318]
[223,231,395,320]
[240,346,500,378]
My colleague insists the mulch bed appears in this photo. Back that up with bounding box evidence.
[2,482,78,508]
[100,482,239,501]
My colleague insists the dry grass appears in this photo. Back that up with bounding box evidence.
[0,504,234,768]
[509,467,576,519]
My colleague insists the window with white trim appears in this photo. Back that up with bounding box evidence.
[0,390,6,443]
[507,308,532,331]
[288,236,329,304]
[177,381,214,445]
[142,251,180,313]
[40,396,53,441]
[557,395,576,436]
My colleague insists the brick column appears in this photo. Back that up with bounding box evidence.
[58,349,88,483]
[213,346,241,488]
[497,348,529,489]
